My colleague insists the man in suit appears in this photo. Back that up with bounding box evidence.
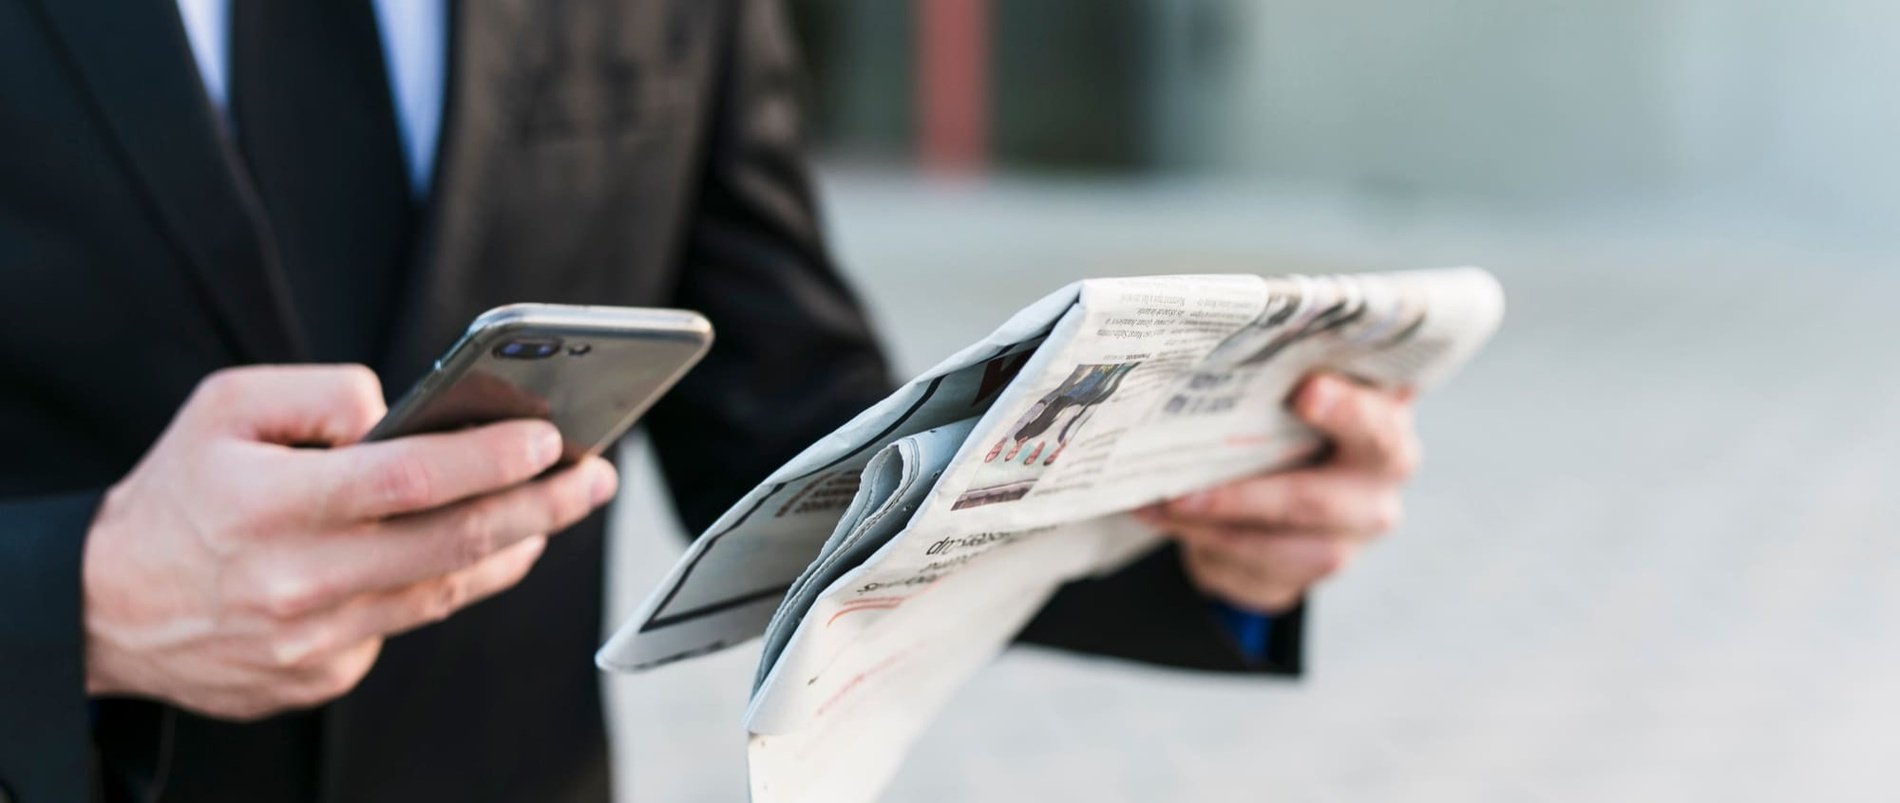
[0,1,1423,800]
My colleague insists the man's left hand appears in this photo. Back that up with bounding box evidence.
[1134,373,1421,614]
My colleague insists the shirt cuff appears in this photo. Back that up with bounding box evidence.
[1211,601,1276,663]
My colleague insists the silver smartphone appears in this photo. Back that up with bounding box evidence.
[367,303,713,463]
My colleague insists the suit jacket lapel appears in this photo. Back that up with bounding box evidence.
[28,0,304,364]
[380,0,535,383]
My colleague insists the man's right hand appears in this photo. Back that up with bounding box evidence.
[81,365,618,721]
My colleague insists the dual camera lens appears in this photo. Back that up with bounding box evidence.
[494,338,564,360]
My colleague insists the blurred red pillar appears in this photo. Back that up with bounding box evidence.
[917,0,989,175]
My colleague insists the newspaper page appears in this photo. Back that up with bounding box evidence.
[599,269,1505,803]
[597,286,1081,670]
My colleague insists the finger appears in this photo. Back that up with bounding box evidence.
[246,538,546,671]
[189,633,385,722]
[313,536,549,650]
[1154,471,1403,534]
[280,637,383,711]
[1171,526,1363,590]
[315,419,566,521]
[189,365,387,447]
[281,458,614,606]
[1292,373,1420,478]
[1179,542,1309,614]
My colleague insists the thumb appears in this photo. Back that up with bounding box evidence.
[1292,373,1419,476]
[186,365,388,447]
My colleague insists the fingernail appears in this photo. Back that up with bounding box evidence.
[1172,490,1214,514]
[589,463,619,504]
[533,426,564,465]
[1299,376,1337,420]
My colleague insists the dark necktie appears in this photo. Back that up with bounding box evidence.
[230,1,414,365]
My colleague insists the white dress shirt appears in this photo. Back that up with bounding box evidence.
[174,0,449,195]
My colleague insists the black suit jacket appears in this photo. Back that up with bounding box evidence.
[0,1,1303,801]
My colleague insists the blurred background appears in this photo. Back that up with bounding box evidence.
[609,1,1900,800]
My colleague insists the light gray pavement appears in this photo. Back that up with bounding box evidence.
[605,171,1900,801]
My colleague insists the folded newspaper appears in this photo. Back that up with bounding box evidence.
[600,268,1505,802]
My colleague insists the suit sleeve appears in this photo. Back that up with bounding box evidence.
[644,0,894,532]
[1019,542,1306,675]
[0,492,104,803]
[647,0,1303,678]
